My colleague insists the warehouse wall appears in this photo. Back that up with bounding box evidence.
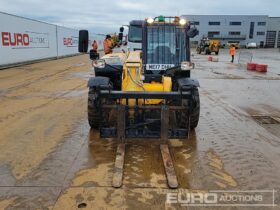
[267,17,280,48]
[182,15,269,47]
[0,12,104,67]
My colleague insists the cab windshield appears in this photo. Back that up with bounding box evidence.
[146,25,187,66]
[128,25,142,43]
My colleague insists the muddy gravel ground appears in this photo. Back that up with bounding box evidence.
[0,49,279,210]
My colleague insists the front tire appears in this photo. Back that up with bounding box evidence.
[88,88,111,129]
[177,87,200,129]
[205,47,211,55]
[88,88,101,129]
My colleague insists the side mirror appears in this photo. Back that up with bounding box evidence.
[79,30,89,53]
[187,28,199,38]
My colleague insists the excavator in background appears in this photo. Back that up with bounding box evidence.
[197,37,220,55]
[78,16,199,189]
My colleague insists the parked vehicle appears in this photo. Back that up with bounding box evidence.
[246,42,257,49]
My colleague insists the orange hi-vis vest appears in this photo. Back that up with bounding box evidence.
[230,47,236,56]
[103,39,112,54]
[92,42,98,51]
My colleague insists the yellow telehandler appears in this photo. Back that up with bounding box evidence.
[79,16,200,189]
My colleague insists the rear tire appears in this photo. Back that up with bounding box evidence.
[177,87,200,129]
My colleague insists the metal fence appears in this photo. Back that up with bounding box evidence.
[238,51,253,65]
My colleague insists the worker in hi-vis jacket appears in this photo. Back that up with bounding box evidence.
[230,45,236,63]
[103,35,113,54]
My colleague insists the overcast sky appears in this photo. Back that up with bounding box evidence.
[0,0,279,34]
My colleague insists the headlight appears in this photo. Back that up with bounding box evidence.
[181,61,194,70]
[93,59,105,68]
[179,18,187,25]
[147,17,154,24]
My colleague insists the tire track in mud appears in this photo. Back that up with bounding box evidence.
[1,65,79,96]
[0,83,86,123]
[196,90,280,195]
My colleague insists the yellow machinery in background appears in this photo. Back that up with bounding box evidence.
[197,37,220,55]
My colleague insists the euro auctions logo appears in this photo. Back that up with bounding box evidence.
[166,190,277,207]
[63,37,78,47]
[1,31,49,49]
[1,32,30,46]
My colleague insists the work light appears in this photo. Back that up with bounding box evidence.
[179,18,187,25]
[147,18,154,24]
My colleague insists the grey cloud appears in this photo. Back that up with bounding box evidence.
[0,0,279,33]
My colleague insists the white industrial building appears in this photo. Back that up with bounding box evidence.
[182,15,280,48]
[267,17,280,48]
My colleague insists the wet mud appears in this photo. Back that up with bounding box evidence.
[0,50,279,209]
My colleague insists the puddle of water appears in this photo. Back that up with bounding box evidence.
[206,150,237,188]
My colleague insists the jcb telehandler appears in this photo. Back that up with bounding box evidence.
[79,16,200,189]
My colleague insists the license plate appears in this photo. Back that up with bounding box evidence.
[146,64,175,70]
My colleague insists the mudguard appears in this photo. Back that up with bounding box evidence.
[177,78,200,89]
[88,76,110,89]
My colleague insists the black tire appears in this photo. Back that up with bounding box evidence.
[177,87,200,129]
[215,51,219,55]
[79,30,89,53]
[88,87,112,129]
[205,47,210,55]
[88,88,101,129]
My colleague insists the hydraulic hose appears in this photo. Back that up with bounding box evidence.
[127,68,146,91]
